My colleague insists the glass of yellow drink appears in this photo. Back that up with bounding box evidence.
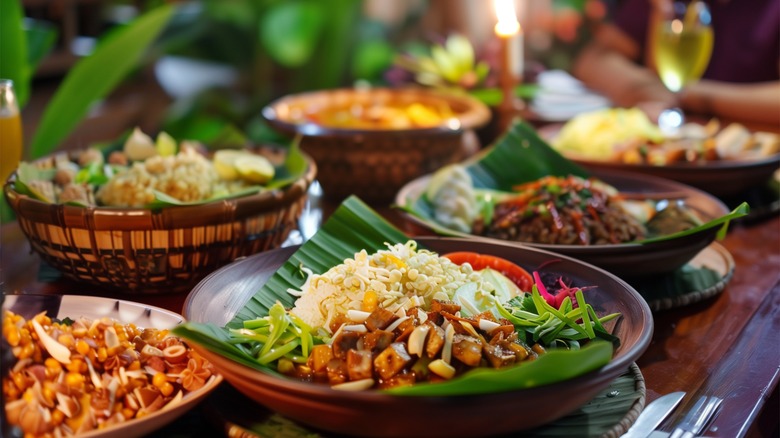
[652,1,713,92]
[0,79,23,182]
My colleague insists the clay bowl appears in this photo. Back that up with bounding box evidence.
[262,87,490,202]
[183,236,653,437]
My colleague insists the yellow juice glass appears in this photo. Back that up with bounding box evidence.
[0,79,23,182]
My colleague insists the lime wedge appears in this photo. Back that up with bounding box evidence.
[235,154,275,184]
[155,131,177,157]
[213,150,246,181]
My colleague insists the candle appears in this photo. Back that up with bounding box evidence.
[493,0,524,131]
[493,0,523,79]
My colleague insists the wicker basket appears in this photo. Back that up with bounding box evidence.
[4,146,316,294]
[262,87,490,202]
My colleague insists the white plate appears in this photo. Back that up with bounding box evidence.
[2,294,222,438]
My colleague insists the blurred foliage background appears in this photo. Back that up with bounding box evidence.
[7,0,614,156]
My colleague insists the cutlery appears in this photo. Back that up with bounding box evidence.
[623,391,686,438]
[669,395,723,438]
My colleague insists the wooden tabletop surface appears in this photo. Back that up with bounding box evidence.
[1,192,778,437]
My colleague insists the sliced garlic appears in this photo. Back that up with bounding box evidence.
[332,379,375,391]
[31,320,71,364]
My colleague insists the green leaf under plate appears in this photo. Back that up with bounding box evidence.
[173,195,615,397]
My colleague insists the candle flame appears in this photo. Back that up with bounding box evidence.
[494,0,520,37]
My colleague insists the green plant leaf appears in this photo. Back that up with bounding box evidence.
[173,196,615,397]
[29,4,176,159]
[0,0,30,106]
[24,18,58,71]
[260,1,325,68]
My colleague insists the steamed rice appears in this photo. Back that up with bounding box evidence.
[289,241,483,332]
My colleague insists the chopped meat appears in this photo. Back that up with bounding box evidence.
[360,330,394,353]
[308,344,333,374]
[452,334,483,367]
[373,343,412,380]
[332,330,361,359]
[425,323,446,358]
[430,300,461,314]
[483,343,516,368]
[346,349,374,381]
[326,358,349,385]
[364,308,397,331]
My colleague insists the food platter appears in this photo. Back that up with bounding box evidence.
[182,236,653,438]
[1,295,222,438]
[539,123,780,198]
[395,168,732,276]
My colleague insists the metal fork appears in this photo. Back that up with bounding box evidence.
[669,395,724,438]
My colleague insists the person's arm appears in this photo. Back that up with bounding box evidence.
[680,79,780,126]
[572,24,677,109]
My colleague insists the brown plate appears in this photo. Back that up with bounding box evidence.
[538,123,780,198]
[395,168,731,277]
[183,236,653,438]
[202,363,645,438]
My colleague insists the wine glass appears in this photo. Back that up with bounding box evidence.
[653,0,713,93]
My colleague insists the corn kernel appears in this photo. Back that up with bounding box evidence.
[152,372,167,388]
[122,408,135,419]
[159,382,174,397]
[44,357,62,373]
[97,347,107,362]
[18,343,34,360]
[4,325,21,346]
[76,340,90,355]
[66,358,83,373]
[362,290,378,312]
[57,333,74,347]
[50,407,65,425]
[128,360,141,371]
[65,372,85,388]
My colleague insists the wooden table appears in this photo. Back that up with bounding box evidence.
[1,197,778,437]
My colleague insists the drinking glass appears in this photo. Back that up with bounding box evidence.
[652,1,713,92]
[0,79,23,181]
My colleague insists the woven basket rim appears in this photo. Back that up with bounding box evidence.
[262,86,491,137]
[4,147,317,230]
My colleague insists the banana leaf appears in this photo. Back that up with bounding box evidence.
[396,119,749,243]
[173,196,614,397]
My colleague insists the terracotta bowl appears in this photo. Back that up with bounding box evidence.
[262,87,491,202]
[396,168,731,277]
[183,237,654,438]
[3,146,316,294]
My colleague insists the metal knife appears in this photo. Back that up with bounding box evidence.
[623,391,686,438]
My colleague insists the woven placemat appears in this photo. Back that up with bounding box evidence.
[629,242,735,312]
[204,364,645,438]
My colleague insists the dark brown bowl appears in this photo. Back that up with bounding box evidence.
[3,146,316,294]
[183,237,653,438]
[395,169,731,277]
[537,123,780,198]
[262,87,491,202]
